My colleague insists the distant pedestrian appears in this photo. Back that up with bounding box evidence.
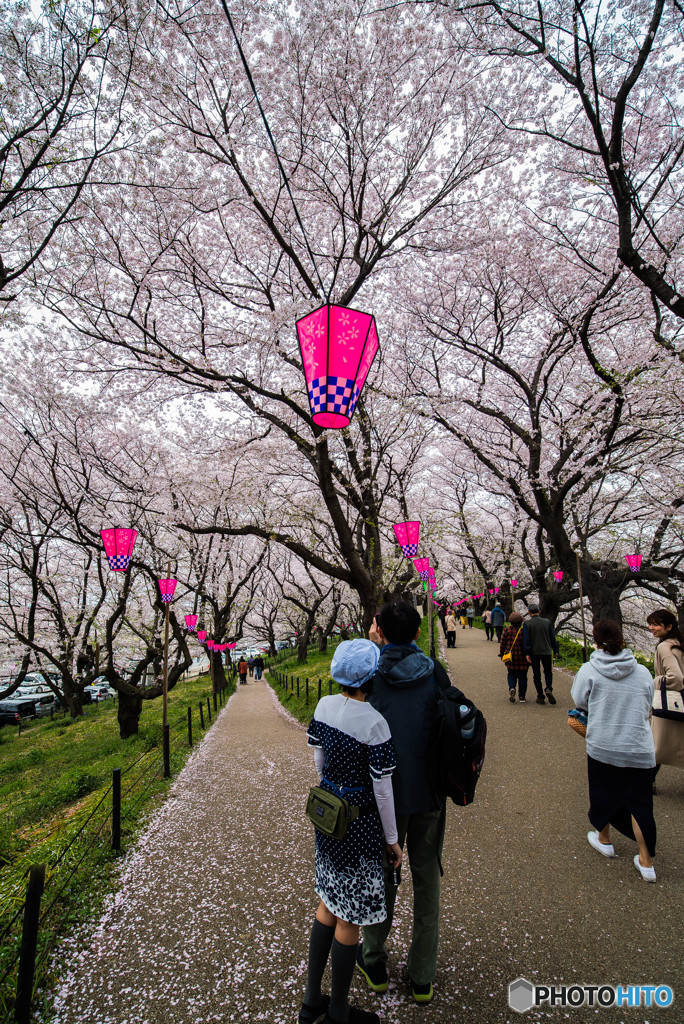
[254,655,264,680]
[646,609,684,776]
[459,613,467,629]
[247,656,255,678]
[466,606,474,628]
[499,612,528,702]
[490,603,506,641]
[522,603,559,704]
[483,608,493,641]
[571,620,657,881]
[445,611,457,649]
[438,607,447,637]
[238,658,248,685]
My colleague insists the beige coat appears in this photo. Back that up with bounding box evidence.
[445,614,457,632]
[652,639,684,768]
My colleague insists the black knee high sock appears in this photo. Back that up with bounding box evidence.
[304,919,335,1007]
[328,938,358,1022]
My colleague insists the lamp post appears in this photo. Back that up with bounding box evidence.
[575,552,588,662]
[158,573,178,777]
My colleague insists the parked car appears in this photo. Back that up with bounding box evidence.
[0,699,37,727]
[34,693,62,718]
[83,684,116,702]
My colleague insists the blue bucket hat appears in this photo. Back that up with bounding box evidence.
[330,639,380,689]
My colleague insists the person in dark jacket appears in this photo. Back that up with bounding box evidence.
[522,603,560,704]
[490,603,506,641]
[357,601,449,1006]
[499,612,528,702]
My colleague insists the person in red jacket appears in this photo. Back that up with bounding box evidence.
[499,612,528,702]
[238,658,249,684]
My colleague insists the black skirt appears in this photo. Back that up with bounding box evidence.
[587,755,657,856]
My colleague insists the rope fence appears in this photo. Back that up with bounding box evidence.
[0,678,233,1024]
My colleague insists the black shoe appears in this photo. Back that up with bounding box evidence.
[356,945,388,993]
[536,695,545,704]
[509,690,516,703]
[299,996,330,1024]
[545,689,557,705]
[324,1009,380,1024]
[410,979,434,1004]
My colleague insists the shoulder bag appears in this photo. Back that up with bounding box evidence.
[306,783,374,840]
[652,681,684,722]
[501,627,523,664]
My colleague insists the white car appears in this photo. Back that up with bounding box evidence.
[83,683,116,702]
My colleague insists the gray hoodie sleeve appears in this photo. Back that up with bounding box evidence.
[571,665,591,710]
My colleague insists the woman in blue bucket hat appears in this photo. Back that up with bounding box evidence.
[300,639,402,1024]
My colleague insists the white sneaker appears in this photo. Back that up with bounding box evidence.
[633,854,656,882]
[587,831,616,858]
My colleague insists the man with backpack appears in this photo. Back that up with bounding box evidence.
[490,602,506,641]
[357,601,450,1006]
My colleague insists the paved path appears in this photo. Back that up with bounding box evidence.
[49,634,683,1024]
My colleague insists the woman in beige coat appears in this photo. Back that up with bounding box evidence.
[646,609,684,771]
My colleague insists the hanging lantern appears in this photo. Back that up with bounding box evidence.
[158,579,177,603]
[553,570,563,582]
[429,579,437,591]
[625,554,642,572]
[488,589,494,594]
[392,521,420,558]
[101,528,137,572]
[296,304,380,428]
[184,614,198,631]
[226,642,237,649]
[197,630,207,642]
[511,579,518,588]
[413,557,431,581]
[494,588,500,594]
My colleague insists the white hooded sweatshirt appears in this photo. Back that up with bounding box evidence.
[571,649,655,769]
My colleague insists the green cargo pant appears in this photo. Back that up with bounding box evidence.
[362,804,446,986]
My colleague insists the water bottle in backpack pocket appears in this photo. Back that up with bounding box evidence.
[429,686,487,806]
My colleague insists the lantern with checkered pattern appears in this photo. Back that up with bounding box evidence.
[296,304,380,428]
[413,557,430,581]
[553,570,563,582]
[185,614,198,631]
[158,579,177,603]
[392,520,420,558]
[625,554,642,572]
[197,630,207,642]
[101,528,137,572]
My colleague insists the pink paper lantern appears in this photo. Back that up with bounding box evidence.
[511,579,518,587]
[625,554,642,572]
[101,528,137,572]
[158,578,177,603]
[413,557,431,581]
[184,614,198,631]
[488,589,494,594]
[429,580,437,591]
[494,588,500,593]
[553,570,563,582]
[226,642,237,649]
[197,630,207,642]
[392,520,420,558]
[296,304,380,428]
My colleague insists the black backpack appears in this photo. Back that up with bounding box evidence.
[429,684,487,806]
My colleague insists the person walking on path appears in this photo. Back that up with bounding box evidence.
[499,612,528,702]
[302,639,402,1024]
[482,607,493,641]
[522,603,559,704]
[445,611,457,649]
[646,608,684,777]
[490,603,506,642]
[466,605,474,628]
[359,601,450,1006]
[254,654,264,680]
[247,656,255,678]
[238,658,248,685]
[571,620,657,881]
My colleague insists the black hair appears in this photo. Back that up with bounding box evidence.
[378,601,421,644]
[339,679,374,697]
[646,608,684,651]
[592,619,624,656]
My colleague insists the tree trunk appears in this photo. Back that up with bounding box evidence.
[211,651,226,693]
[318,634,328,653]
[582,578,624,625]
[118,691,143,739]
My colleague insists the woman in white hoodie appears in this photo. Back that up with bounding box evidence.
[571,620,657,882]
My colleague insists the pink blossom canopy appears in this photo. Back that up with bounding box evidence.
[296,304,380,428]
[625,554,642,572]
[392,520,420,557]
[101,528,137,572]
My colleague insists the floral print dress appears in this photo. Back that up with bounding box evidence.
[307,694,396,925]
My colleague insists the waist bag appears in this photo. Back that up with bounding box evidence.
[306,785,373,840]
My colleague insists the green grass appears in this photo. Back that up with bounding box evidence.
[0,671,234,1021]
